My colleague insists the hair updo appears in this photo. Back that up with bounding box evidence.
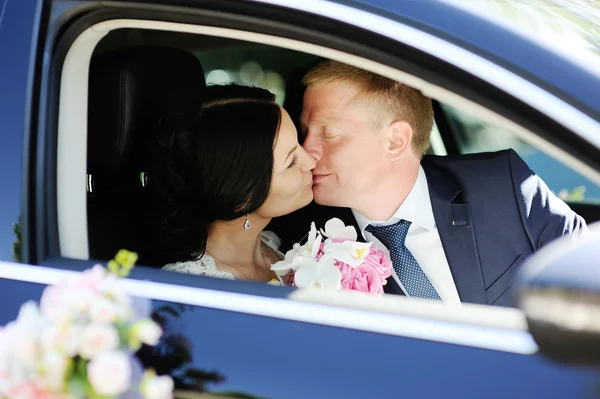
[147,84,281,266]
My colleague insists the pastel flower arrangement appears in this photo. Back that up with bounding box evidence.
[271,218,393,294]
[0,250,173,399]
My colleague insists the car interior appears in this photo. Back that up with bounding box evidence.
[85,28,600,268]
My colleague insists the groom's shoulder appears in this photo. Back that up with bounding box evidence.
[421,149,525,174]
[422,148,514,166]
[421,149,533,192]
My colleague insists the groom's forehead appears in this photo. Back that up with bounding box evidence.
[303,91,358,119]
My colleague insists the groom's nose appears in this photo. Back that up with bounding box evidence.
[299,147,317,172]
[302,131,323,162]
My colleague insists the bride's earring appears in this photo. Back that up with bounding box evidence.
[243,213,251,230]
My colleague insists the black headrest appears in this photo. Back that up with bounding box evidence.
[87,46,205,176]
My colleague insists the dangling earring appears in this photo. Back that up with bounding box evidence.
[243,213,251,230]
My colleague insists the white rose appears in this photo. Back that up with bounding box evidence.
[40,324,80,357]
[87,350,131,396]
[89,298,117,325]
[79,325,119,359]
[141,374,174,399]
[16,301,43,329]
[7,303,46,365]
[40,351,68,391]
[134,320,162,346]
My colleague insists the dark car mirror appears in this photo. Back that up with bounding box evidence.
[516,222,600,366]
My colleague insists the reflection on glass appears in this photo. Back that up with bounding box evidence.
[11,214,22,262]
[442,0,600,72]
[205,64,286,106]
[206,70,232,85]
[441,103,600,202]
[137,302,268,399]
[239,61,264,85]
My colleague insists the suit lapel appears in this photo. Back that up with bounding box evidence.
[422,161,487,305]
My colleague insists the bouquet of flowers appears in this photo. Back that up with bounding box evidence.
[0,250,173,399]
[271,218,393,294]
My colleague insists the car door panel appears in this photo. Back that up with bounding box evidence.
[2,272,600,398]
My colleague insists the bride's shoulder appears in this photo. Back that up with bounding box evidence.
[162,256,235,279]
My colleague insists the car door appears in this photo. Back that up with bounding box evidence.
[2,0,600,398]
[3,262,600,398]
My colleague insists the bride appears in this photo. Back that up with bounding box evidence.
[147,84,315,282]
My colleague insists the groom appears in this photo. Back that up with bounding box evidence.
[295,60,587,307]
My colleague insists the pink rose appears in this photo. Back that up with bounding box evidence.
[324,241,392,295]
[7,382,69,399]
[362,246,393,285]
[75,264,106,292]
[334,259,384,295]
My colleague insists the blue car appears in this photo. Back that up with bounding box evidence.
[1,0,600,397]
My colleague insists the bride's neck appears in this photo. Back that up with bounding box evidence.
[205,215,272,269]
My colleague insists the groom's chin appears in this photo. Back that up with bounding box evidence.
[312,190,340,208]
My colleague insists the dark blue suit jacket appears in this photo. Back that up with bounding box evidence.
[269,149,587,307]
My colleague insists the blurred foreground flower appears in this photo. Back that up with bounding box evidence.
[0,249,173,399]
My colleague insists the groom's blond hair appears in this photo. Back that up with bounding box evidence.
[303,60,433,156]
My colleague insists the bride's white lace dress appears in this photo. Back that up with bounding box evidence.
[162,231,284,280]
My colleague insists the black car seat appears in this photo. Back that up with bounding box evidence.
[87,45,205,264]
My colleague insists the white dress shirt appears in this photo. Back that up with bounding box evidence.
[353,166,461,305]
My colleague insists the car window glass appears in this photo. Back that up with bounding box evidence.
[441,0,600,72]
[0,0,5,25]
[196,44,318,106]
[440,102,600,203]
[0,0,23,263]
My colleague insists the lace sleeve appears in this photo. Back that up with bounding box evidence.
[261,230,284,260]
[162,257,235,280]
[261,230,281,249]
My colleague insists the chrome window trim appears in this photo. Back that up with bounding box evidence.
[0,262,537,354]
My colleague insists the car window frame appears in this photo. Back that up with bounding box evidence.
[45,3,600,261]
[22,0,600,356]
[22,0,598,339]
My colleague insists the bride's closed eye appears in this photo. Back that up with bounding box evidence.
[287,153,298,169]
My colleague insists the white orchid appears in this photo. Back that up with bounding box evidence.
[271,222,322,277]
[294,255,342,291]
[323,241,373,268]
[320,218,357,241]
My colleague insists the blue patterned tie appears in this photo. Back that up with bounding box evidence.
[366,220,441,300]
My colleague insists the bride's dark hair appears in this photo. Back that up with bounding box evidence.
[147,84,281,266]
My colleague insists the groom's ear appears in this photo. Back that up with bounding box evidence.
[384,120,413,161]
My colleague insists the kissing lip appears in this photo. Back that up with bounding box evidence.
[312,174,331,183]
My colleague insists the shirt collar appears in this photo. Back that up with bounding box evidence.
[352,166,436,236]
